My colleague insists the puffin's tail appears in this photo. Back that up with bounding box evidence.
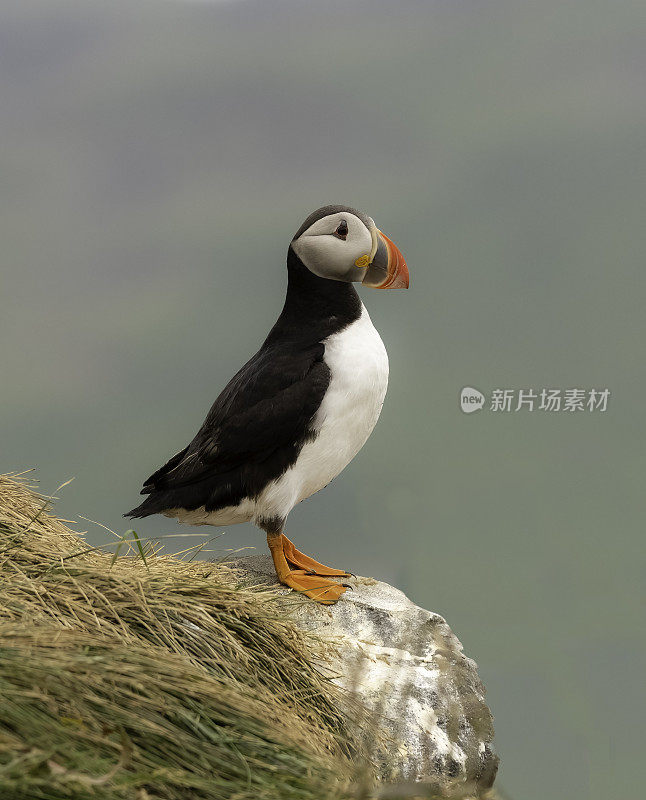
[124,494,167,519]
[125,447,190,519]
[124,502,150,519]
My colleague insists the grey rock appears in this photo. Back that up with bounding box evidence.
[232,554,498,794]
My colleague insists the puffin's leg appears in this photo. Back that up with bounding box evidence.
[281,533,352,577]
[266,533,347,605]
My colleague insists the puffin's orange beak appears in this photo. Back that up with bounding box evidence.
[361,229,409,289]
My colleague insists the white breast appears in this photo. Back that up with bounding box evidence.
[253,303,389,523]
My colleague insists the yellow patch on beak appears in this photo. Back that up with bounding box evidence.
[354,254,370,268]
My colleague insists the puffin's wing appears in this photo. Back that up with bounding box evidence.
[130,342,329,510]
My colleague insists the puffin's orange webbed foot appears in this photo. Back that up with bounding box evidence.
[267,533,350,604]
[281,533,353,578]
[280,570,348,605]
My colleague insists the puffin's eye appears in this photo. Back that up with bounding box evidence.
[334,220,348,240]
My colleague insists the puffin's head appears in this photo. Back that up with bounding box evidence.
[290,204,409,289]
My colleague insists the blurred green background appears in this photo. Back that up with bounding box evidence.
[1,1,644,798]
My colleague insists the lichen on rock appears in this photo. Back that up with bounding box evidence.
[236,554,499,795]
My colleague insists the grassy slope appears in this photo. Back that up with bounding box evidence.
[0,473,357,800]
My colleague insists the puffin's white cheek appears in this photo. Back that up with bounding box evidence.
[293,237,350,279]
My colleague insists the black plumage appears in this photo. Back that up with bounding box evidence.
[126,246,361,520]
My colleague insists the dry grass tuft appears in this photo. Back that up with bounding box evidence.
[0,473,357,800]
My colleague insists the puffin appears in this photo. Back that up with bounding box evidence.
[126,205,408,604]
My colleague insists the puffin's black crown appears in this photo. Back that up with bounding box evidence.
[291,204,373,241]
